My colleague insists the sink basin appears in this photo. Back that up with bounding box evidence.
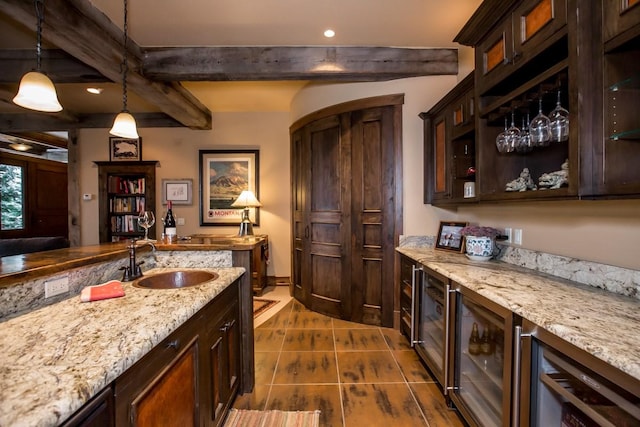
[133,270,218,289]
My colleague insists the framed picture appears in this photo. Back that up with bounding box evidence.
[199,149,259,226]
[109,137,142,161]
[162,179,193,205]
[435,221,468,252]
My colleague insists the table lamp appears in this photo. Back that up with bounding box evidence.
[230,190,262,236]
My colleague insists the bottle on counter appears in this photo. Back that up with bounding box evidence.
[481,324,493,355]
[468,322,481,356]
[163,201,177,242]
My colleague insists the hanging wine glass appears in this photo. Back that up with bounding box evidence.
[495,117,508,153]
[530,97,551,147]
[504,110,520,153]
[549,90,569,142]
[137,210,156,241]
[517,113,533,153]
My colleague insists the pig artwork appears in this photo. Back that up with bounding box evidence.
[111,138,140,161]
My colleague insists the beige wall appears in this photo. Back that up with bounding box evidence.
[78,112,291,278]
[77,44,640,275]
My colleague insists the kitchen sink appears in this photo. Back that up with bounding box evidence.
[133,270,218,289]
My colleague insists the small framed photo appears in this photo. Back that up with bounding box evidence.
[162,179,193,205]
[435,221,468,252]
[109,137,142,161]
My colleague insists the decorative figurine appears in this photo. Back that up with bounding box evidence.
[538,159,569,189]
[505,168,537,192]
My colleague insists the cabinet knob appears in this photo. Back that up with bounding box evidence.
[166,340,179,350]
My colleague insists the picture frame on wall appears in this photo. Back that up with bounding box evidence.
[435,221,468,252]
[162,179,193,205]
[199,149,259,226]
[109,137,142,161]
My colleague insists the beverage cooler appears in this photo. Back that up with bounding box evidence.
[448,284,516,427]
[515,320,640,427]
[412,267,450,389]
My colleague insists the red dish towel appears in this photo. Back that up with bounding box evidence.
[80,280,125,302]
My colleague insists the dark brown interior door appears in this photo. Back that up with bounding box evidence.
[29,161,68,237]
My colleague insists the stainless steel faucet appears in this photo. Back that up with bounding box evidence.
[121,239,156,281]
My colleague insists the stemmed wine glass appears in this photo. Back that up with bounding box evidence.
[549,90,569,142]
[137,210,156,241]
[517,113,533,153]
[530,97,551,147]
[495,117,508,153]
[505,110,520,153]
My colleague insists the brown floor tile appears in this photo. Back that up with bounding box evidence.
[282,329,335,351]
[392,350,435,382]
[273,351,338,384]
[231,384,271,411]
[267,384,343,427]
[381,327,413,350]
[253,328,285,352]
[288,311,334,329]
[342,383,426,427]
[253,351,279,385]
[337,351,404,383]
[332,318,378,329]
[258,308,291,329]
[409,382,465,427]
[334,328,388,351]
[290,299,308,312]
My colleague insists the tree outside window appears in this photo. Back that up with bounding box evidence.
[0,164,25,230]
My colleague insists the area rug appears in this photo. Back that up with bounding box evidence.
[253,298,279,318]
[224,409,320,427]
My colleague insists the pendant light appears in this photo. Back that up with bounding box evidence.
[109,0,139,139]
[13,0,63,113]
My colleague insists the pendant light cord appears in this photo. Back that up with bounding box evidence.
[35,0,44,71]
[121,0,129,112]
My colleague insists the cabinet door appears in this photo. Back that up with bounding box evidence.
[512,0,567,60]
[130,337,199,427]
[477,20,514,93]
[431,111,451,201]
[603,0,640,47]
[61,386,114,427]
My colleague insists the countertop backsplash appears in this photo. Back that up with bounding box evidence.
[399,235,640,300]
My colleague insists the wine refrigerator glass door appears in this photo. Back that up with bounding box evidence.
[450,287,514,427]
[414,269,448,387]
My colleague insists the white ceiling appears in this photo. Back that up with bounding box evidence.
[1,0,482,113]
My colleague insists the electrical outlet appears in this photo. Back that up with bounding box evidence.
[504,228,512,243]
[177,217,185,226]
[45,276,69,298]
[514,228,523,245]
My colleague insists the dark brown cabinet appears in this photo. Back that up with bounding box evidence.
[398,254,415,339]
[114,279,241,427]
[61,386,114,427]
[96,161,157,243]
[250,236,269,295]
[421,72,476,205]
[291,95,403,326]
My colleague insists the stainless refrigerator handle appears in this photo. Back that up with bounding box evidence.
[513,325,531,427]
[410,265,419,347]
[443,283,453,395]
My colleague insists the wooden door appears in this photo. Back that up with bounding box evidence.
[291,95,403,326]
[29,161,68,237]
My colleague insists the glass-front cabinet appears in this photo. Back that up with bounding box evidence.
[448,283,517,426]
[414,267,450,389]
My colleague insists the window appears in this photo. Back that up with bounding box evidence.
[0,163,25,230]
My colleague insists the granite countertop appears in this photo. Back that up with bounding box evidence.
[397,247,640,383]
[0,266,245,427]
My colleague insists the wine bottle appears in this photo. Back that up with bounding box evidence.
[164,201,177,241]
[480,324,492,355]
[468,322,481,356]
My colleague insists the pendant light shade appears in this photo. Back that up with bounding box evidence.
[13,0,63,113]
[110,0,138,139]
[109,111,139,139]
[13,71,63,112]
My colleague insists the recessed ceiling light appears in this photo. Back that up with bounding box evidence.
[86,87,103,95]
[10,143,32,151]
[324,29,335,38]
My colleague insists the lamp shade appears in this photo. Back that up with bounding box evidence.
[231,190,262,208]
[13,71,63,112]
[109,111,139,139]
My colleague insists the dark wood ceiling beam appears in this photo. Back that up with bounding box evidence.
[0,112,184,132]
[143,46,458,81]
[0,49,108,84]
[0,0,212,130]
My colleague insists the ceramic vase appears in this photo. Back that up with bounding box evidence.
[465,236,494,259]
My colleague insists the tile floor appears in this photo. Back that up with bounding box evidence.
[234,293,465,427]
